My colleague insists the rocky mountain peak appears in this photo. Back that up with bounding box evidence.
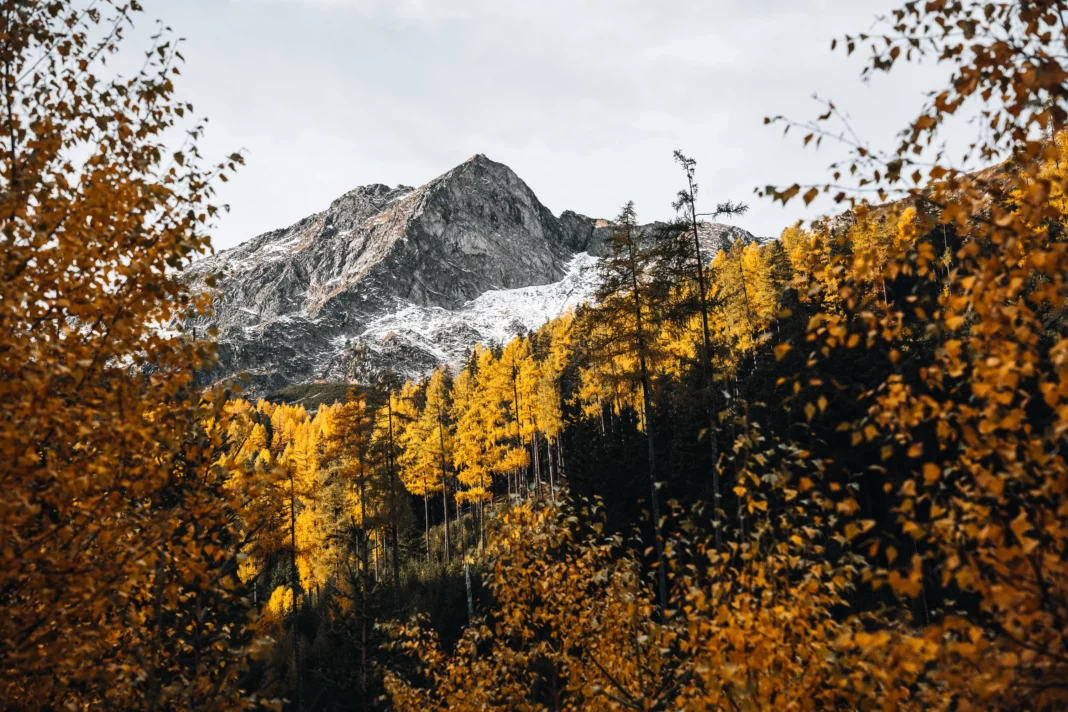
[186,156,596,392]
[185,156,764,395]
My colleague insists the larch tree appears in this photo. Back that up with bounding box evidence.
[478,342,528,499]
[280,417,324,711]
[591,201,670,611]
[532,315,573,503]
[452,347,506,548]
[372,371,406,603]
[498,337,535,498]
[398,379,445,564]
[671,151,749,549]
[517,340,546,497]
[317,393,380,695]
[424,369,458,561]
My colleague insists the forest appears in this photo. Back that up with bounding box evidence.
[3,1,1068,710]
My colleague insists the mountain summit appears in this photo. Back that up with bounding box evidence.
[186,156,757,393]
[187,156,601,391]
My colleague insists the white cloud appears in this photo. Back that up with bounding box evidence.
[130,0,962,249]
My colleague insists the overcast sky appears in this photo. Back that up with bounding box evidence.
[131,0,954,250]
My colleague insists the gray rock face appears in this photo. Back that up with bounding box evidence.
[186,155,593,392]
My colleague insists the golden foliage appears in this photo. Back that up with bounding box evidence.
[0,2,259,708]
[383,2,1068,710]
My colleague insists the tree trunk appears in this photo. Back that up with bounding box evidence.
[682,188,724,552]
[479,473,486,551]
[464,561,474,626]
[532,429,542,499]
[423,483,430,565]
[511,363,526,500]
[437,416,451,564]
[386,398,401,603]
[441,485,451,565]
[459,500,467,562]
[358,464,368,697]
[289,472,303,712]
[548,439,557,505]
[638,372,668,613]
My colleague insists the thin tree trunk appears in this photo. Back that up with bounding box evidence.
[459,500,467,562]
[441,484,451,565]
[683,184,724,552]
[423,482,430,565]
[638,371,668,613]
[464,561,474,626]
[548,439,557,505]
[532,429,542,500]
[373,530,379,582]
[479,473,486,551]
[289,472,303,712]
[511,362,525,500]
[358,462,368,697]
[386,397,401,603]
[437,415,451,564]
[360,548,367,695]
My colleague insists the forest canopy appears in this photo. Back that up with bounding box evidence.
[2,1,1068,711]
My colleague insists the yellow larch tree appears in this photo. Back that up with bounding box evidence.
[532,314,573,501]
[398,377,448,563]
[453,347,508,548]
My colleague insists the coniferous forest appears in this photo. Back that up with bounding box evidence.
[3,1,1068,710]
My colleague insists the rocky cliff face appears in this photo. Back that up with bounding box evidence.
[186,155,760,394]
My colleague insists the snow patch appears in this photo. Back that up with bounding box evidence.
[348,252,599,377]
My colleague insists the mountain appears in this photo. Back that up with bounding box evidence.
[185,155,758,393]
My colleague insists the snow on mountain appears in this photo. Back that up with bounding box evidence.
[347,252,599,378]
